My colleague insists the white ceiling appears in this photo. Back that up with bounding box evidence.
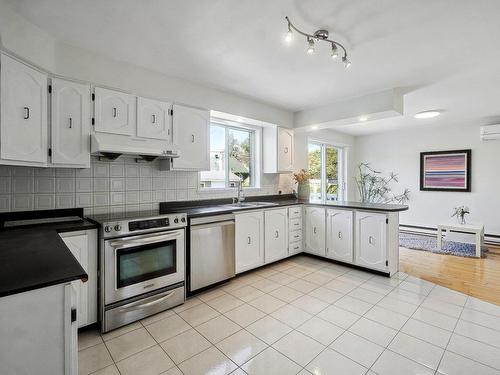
[5,0,500,135]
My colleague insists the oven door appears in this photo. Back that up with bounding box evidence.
[104,229,185,305]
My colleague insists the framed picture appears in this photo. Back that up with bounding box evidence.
[420,149,471,192]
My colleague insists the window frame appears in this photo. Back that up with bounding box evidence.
[198,118,261,192]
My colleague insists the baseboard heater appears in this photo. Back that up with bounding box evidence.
[399,224,500,246]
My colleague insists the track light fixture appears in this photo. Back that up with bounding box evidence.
[285,16,350,68]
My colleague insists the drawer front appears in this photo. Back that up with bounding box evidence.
[289,241,302,254]
[288,206,302,219]
[289,230,302,243]
[289,217,302,231]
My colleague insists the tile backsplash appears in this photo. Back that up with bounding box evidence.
[0,157,292,216]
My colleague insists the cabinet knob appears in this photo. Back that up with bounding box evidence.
[112,107,117,118]
[338,231,342,239]
[284,146,288,154]
[247,236,251,244]
[152,114,156,124]
[191,134,195,143]
[68,117,73,128]
[23,106,30,119]
[368,236,375,245]
[275,230,279,238]
[313,227,317,234]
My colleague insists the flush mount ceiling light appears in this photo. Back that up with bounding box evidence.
[359,116,368,122]
[284,16,350,68]
[414,110,441,119]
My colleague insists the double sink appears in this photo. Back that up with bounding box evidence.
[219,201,278,209]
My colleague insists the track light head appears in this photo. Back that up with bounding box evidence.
[307,38,315,54]
[331,44,339,59]
[342,55,351,68]
[285,23,292,43]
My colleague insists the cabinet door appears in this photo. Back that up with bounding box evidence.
[355,212,387,271]
[235,211,264,273]
[264,208,288,263]
[0,54,47,165]
[137,97,172,141]
[51,78,91,167]
[277,128,293,172]
[171,104,209,170]
[304,207,326,256]
[326,209,353,263]
[94,87,135,136]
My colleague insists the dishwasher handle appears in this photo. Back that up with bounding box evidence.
[191,220,234,231]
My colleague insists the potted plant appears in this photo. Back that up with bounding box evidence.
[292,169,310,200]
[452,206,470,225]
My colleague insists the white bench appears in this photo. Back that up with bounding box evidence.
[437,222,485,258]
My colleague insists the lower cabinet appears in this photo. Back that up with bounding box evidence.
[304,206,326,256]
[326,209,353,263]
[354,211,388,272]
[59,229,98,328]
[235,211,264,273]
[264,208,288,263]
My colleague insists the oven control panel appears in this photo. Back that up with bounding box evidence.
[100,213,187,238]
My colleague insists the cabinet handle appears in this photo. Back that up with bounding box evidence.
[275,230,279,238]
[247,236,251,244]
[68,117,73,128]
[284,146,288,154]
[294,245,299,250]
[112,107,117,118]
[152,114,156,124]
[313,226,317,234]
[294,222,299,226]
[23,107,30,119]
[191,134,195,143]
[338,231,342,239]
[294,234,299,238]
[368,236,375,245]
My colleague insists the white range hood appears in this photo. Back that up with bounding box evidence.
[90,134,179,161]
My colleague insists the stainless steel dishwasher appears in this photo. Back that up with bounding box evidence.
[189,214,235,292]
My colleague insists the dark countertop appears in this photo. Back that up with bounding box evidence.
[160,194,409,218]
[0,209,98,298]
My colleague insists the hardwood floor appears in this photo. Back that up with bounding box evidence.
[400,245,500,306]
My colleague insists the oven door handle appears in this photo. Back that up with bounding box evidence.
[118,290,176,313]
[109,232,180,248]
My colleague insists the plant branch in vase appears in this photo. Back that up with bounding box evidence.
[292,169,310,200]
[452,206,470,225]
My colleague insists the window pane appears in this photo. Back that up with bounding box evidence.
[325,146,339,201]
[228,127,252,187]
[199,125,226,188]
[308,143,322,200]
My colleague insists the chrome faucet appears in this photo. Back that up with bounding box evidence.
[233,179,245,204]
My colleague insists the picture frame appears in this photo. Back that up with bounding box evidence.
[420,149,471,192]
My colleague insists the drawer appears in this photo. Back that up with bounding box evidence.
[289,217,302,230]
[288,206,302,219]
[289,241,302,254]
[289,231,302,243]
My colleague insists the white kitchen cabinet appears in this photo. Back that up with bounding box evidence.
[94,87,136,136]
[137,97,172,141]
[354,211,388,272]
[264,208,288,263]
[59,229,98,328]
[326,209,353,263]
[50,78,91,168]
[0,283,77,375]
[235,210,264,273]
[0,54,47,166]
[170,104,209,170]
[263,126,294,173]
[304,206,326,256]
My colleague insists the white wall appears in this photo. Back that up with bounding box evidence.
[294,129,357,200]
[354,124,500,235]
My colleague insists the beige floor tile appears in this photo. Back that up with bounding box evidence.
[206,293,245,313]
[248,294,287,314]
[160,329,212,364]
[224,303,266,327]
[388,332,444,370]
[196,314,242,343]
[178,346,237,375]
[324,279,359,294]
[334,295,374,315]
[78,329,103,351]
[317,305,361,329]
[364,305,409,331]
[272,330,325,366]
[348,317,397,347]
[330,331,385,368]
[160,366,183,375]
[177,303,220,326]
[296,316,345,346]
[91,364,120,375]
[271,304,313,328]
[268,285,304,303]
[372,349,434,375]
[241,347,302,375]
[229,285,265,302]
[216,330,268,366]
[197,288,228,302]
[306,348,367,375]
[116,345,175,375]
[101,322,142,341]
[146,314,191,342]
[173,296,203,313]
[106,327,157,362]
[301,271,334,285]
[246,316,293,344]
[287,278,318,293]
[79,342,114,375]
[291,294,329,315]
[348,286,385,304]
[251,278,282,293]
[308,286,344,304]
[266,271,298,285]
[140,309,176,326]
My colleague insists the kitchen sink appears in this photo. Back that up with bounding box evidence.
[221,201,278,209]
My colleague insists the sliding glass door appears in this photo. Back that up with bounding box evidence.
[308,142,345,202]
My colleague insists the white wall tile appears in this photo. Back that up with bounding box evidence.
[140,190,152,203]
[110,178,125,191]
[56,178,75,193]
[76,193,93,207]
[0,177,11,194]
[125,164,140,178]
[110,164,125,177]
[35,195,55,210]
[12,195,34,211]
[12,176,34,194]
[93,163,109,178]
[0,195,11,212]
[110,192,125,205]
[93,192,110,206]
[0,166,11,176]
[56,194,75,208]
[140,165,153,177]
[55,168,75,177]
[11,167,33,177]
[76,178,92,192]
[140,178,152,190]
[126,178,140,191]
[94,178,110,192]
[35,177,55,193]
[126,191,140,204]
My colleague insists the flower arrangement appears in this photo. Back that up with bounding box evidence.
[292,169,310,184]
[354,163,410,204]
[452,206,470,225]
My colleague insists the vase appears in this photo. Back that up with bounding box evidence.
[458,215,466,225]
[297,183,310,200]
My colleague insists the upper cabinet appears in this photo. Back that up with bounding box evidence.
[0,54,48,166]
[50,78,91,168]
[137,97,172,141]
[263,126,294,173]
[170,104,210,170]
[94,87,136,136]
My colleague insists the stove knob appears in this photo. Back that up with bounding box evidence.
[104,225,113,233]
[174,217,179,224]
[180,217,186,223]
[114,224,122,231]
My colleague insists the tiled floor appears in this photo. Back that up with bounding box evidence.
[79,255,500,375]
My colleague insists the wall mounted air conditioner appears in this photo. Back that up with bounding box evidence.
[480,124,500,141]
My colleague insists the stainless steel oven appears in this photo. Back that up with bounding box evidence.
[93,212,187,332]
